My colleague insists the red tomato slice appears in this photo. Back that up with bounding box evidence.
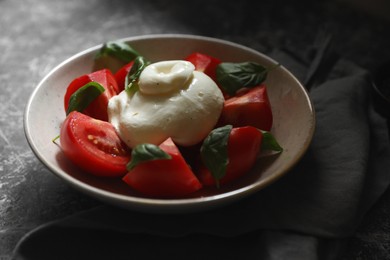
[185,52,221,81]
[219,84,273,131]
[122,138,202,198]
[185,52,230,99]
[60,111,131,177]
[197,126,263,186]
[64,69,119,121]
[114,61,134,92]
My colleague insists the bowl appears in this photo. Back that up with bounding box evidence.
[24,34,315,213]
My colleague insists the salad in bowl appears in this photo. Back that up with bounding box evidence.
[24,35,314,212]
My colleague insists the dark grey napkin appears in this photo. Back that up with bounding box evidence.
[13,46,390,260]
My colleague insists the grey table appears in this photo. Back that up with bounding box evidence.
[1,0,390,259]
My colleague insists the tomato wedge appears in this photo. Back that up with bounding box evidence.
[185,52,230,98]
[64,69,119,121]
[219,84,273,131]
[122,138,202,198]
[60,111,131,177]
[197,126,263,186]
[185,52,221,81]
[114,61,134,92]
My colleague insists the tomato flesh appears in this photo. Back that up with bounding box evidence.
[197,126,263,186]
[219,85,273,131]
[114,61,134,92]
[64,69,119,121]
[122,138,202,198]
[60,111,131,177]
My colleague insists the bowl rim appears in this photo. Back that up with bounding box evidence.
[24,33,315,212]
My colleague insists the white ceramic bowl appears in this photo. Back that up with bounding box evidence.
[24,34,315,213]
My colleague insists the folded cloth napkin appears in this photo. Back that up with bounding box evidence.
[13,41,390,260]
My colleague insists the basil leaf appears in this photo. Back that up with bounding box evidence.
[125,56,149,95]
[66,82,105,115]
[95,41,140,63]
[216,62,279,96]
[200,125,233,188]
[126,143,172,171]
[260,130,283,152]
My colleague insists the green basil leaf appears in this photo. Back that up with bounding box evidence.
[260,130,283,152]
[66,82,105,115]
[126,143,172,171]
[125,56,150,95]
[216,62,279,96]
[200,125,233,188]
[95,41,140,63]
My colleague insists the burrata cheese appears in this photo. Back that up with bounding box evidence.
[108,60,224,148]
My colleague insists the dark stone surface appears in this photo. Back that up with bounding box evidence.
[1,0,390,258]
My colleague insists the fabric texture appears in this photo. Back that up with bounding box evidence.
[12,45,390,260]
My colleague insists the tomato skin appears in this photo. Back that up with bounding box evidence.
[185,52,220,81]
[122,138,202,198]
[64,69,119,121]
[114,61,134,92]
[185,52,233,99]
[219,85,273,131]
[60,111,131,177]
[197,126,263,186]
